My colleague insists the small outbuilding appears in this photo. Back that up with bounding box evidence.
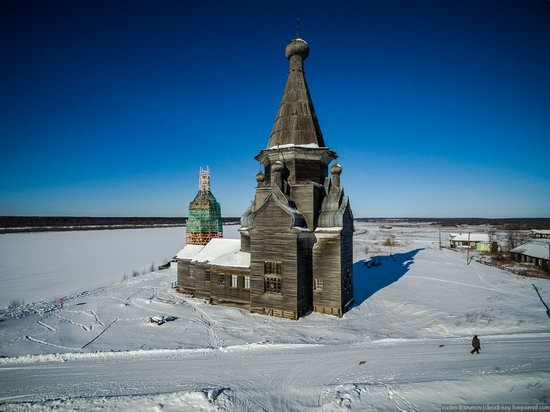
[449,233,497,253]
[511,241,550,270]
[530,230,550,240]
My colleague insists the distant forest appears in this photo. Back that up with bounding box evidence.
[1,216,549,234]
[355,217,550,229]
[0,216,240,234]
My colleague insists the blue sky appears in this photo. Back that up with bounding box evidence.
[1,0,549,218]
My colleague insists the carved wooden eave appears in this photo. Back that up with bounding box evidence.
[254,145,336,166]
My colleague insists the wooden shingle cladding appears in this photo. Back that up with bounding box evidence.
[267,41,325,148]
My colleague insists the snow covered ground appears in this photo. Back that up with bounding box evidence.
[0,222,549,410]
[0,225,240,308]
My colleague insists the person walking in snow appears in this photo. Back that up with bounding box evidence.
[471,335,480,354]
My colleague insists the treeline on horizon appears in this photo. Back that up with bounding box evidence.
[0,216,240,233]
[1,216,549,232]
[355,217,550,229]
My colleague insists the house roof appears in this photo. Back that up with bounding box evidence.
[210,250,251,268]
[266,37,325,148]
[511,240,550,260]
[449,233,491,242]
[191,238,242,264]
[176,244,204,260]
[531,229,550,235]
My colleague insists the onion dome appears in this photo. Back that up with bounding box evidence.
[256,170,265,183]
[271,160,285,173]
[285,38,309,60]
[330,163,342,175]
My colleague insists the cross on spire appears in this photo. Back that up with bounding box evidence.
[296,17,300,38]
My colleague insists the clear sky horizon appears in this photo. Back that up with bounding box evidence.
[1,0,549,218]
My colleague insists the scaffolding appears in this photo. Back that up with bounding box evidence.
[186,167,223,245]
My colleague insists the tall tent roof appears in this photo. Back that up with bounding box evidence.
[267,38,325,149]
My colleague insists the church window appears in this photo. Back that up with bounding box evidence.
[264,260,282,275]
[265,277,282,294]
[264,260,282,294]
[314,278,323,290]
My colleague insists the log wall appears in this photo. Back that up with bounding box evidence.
[177,259,196,295]
[210,266,251,308]
[312,233,342,315]
[249,198,301,319]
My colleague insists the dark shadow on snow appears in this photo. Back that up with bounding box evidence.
[353,248,424,307]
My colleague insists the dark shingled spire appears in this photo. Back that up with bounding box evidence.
[267,37,326,148]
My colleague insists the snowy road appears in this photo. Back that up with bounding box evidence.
[2,334,550,410]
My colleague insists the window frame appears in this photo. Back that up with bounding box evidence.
[314,278,323,291]
[264,276,282,294]
[264,260,282,276]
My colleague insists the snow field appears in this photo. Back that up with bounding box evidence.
[0,222,549,410]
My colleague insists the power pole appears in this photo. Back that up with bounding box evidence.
[466,232,471,265]
[439,227,442,250]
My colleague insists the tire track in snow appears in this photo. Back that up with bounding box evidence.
[90,310,104,327]
[37,320,56,332]
[25,336,81,351]
[52,313,92,332]
[179,298,221,349]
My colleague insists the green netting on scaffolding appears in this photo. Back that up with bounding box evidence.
[186,191,223,233]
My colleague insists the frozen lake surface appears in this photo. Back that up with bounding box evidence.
[0,225,240,308]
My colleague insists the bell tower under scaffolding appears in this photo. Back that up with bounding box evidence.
[185,167,223,245]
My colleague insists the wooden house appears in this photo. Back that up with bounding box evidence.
[176,36,354,319]
[511,241,550,270]
[449,233,497,253]
[531,230,550,240]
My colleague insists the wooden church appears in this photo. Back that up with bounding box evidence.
[176,36,354,319]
